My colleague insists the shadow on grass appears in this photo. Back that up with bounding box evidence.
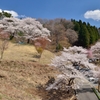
[33,55,41,58]
[29,60,37,62]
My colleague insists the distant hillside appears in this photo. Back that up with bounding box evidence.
[38,18,100,51]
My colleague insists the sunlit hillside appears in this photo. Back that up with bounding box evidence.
[0,42,62,100]
[2,42,54,65]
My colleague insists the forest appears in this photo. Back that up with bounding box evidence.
[38,18,100,51]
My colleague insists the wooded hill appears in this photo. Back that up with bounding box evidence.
[0,11,100,52]
[38,18,100,51]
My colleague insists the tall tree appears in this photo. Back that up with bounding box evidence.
[79,24,89,47]
[74,21,80,32]
[66,29,78,44]
[0,30,10,59]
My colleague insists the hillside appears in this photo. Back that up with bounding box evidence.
[3,42,54,65]
[0,60,60,100]
[38,18,100,51]
[0,42,76,100]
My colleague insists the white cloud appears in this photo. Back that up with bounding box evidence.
[84,9,100,21]
[0,9,18,17]
[18,15,26,18]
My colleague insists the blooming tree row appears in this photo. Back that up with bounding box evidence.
[47,43,100,91]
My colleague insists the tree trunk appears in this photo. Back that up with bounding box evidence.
[27,39,30,44]
[0,50,4,59]
[68,78,74,86]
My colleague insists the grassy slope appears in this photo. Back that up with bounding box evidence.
[0,60,59,100]
[0,42,75,100]
[0,42,59,100]
[3,42,54,65]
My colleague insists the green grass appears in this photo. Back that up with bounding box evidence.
[92,88,100,100]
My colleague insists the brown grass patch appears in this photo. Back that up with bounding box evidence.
[0,60,59,100]
[2,42,54,64]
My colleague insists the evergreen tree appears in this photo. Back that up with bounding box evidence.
[74,21,80,32]
[87,24,93,45]
[72,20,100,47]
[0,11,12,19]
[2,11,12,18]
[79,24,89,47]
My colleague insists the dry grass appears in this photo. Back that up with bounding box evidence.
[2,42,54,64]
[0,60,59,100]
[0,41,75,100]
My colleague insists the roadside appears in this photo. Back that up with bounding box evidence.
[77,85,98,100]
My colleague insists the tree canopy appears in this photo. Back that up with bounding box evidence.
[0,17,50,42]
[0,11,12,19]
[72,19,100,48]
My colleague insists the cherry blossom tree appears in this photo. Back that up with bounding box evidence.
[47,44,100,92]
[34,37,51,58]
[91,42,100,59]
[0,17,50,42]
[0,17,51,61]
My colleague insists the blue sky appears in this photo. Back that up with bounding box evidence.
[0,0,100,27]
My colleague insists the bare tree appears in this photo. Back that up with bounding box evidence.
[39,18,76,51]
[66,29,78,44]
[0,30,9,59]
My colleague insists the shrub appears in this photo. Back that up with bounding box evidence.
[56,43,63,52]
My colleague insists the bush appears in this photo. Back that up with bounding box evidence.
[36,47,44,55]
[56,43,63,52]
